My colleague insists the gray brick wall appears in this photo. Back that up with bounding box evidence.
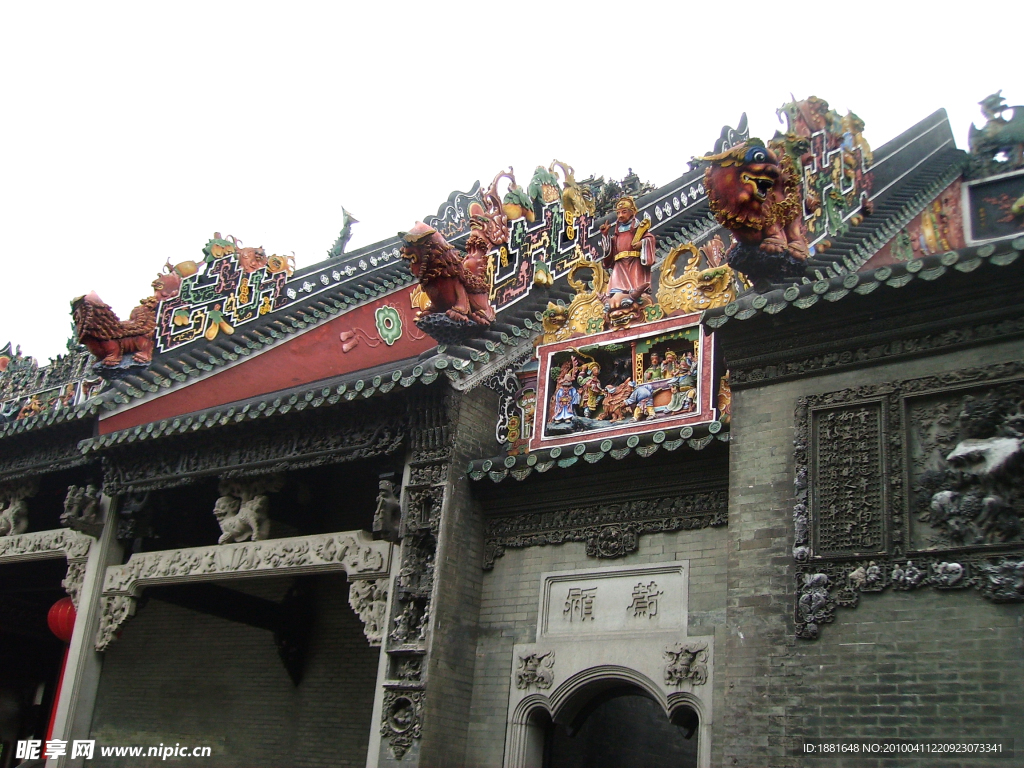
[716,339,1024,768]
[90,573,379,767]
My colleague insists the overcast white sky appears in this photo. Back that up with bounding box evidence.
[0,1,1016,361]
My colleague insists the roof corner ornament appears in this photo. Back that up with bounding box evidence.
[328,207,359,258]
[968,90,1024,179]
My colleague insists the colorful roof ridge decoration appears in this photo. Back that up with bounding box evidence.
[0,343,106,436]
[1,102,979,448]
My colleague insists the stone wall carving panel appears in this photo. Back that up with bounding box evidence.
[539,563,688,638]
[795,361,1024,639]
[95,530,392,651]
[484,490,727,569]
[380,689,424,760]
[811,403,886,556]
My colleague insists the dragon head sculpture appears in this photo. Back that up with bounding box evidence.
[700,139,809,286]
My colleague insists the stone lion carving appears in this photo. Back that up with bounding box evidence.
[0,494,28,537]
[212,475,282,544]
[213,496,267,544]
[0,480,37,537]
[700,138,808,285]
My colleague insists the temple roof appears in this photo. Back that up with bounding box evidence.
[0,107,976,450]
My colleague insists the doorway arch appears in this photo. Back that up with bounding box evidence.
[506,666,708,768]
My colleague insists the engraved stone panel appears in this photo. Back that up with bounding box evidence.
[811,402,886,556]
[538,563,687,638]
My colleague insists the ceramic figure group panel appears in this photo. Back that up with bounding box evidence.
[530,315,716,451]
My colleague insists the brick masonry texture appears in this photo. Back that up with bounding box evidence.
[89,574,379,767]
[716,339,1024,768]
[417,385,500,767]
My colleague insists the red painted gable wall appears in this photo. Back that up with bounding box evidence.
[99,291,434,434]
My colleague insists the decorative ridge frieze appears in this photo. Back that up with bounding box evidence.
[484,490,728,569]
[0,528,93,606]
[96,530,392,651]
[97,402,408,494]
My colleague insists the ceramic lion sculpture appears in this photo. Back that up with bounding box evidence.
[71,292,159,368]
[700,138,808,285]
[399,222,495,327]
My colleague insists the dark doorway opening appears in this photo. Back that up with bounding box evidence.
[543,685,698,768]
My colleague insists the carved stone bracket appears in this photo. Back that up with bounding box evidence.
[794,361,1024,639]
[95,530,392,651]
[380,688,424,760]
[0,528,93,607]
[348,577,389,646]
[484,490,728,569]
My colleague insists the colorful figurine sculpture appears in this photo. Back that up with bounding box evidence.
[699,139,808,286]
[599,196,656,297]
[399,221,496,343]
[551,375,580,422]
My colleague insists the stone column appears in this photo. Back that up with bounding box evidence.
[49,495,124,768]
[372,383,497,767]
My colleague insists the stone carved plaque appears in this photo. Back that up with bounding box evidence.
[794,362,1024,640]
[539,563,687,638]
[811,403,886,555]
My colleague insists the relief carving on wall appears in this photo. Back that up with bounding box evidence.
[95,530,391,651]
[794,362,1024,639]
[515,650,555,690]
[381,689,424,760]
[663,641,708,686]
[483,489,727,569]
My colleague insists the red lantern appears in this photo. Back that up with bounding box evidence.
[47,597,76,643]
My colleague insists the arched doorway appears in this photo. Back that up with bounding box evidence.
[540,683,698,768]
